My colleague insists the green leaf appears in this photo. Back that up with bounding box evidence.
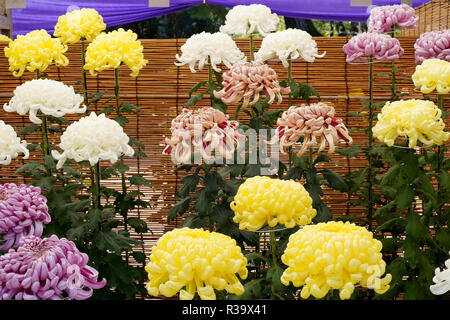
[186,93,204,108]
[335,145,362,157]
[380,164,400,185]
[375,217,406,233]
[177,174,200,198]
[245,252,268,263]
[321,168,348,191]
[313,152,330,165]
[189,81,207,97]
[127,217,148,233]
[129,174,151,187]
[111,162,130,174]
[88,91,106,104]
[194,189,209,215]
[93,230,140,254]
[231,279,263,300]
[131,251,147,264]
[17,124,39,136]
[266,265,284,292]
[168,197,192,221]
[114,115,129,127]
[288,78,300,98]
[98,105,115,115]
[395,185,414,212]
[121,102,140,114]
[87,208,102,229]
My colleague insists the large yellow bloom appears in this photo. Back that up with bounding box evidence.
[145,228,248,300]
[372,99,449,148]
[83,28,148,77]
[4,29,69,77]
[412,58,450,94]
[230,176,316,231]
[54,8,106,44]
[0,34,11,42]
[281,221,391,300]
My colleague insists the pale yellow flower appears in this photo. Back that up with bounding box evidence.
[145,228,248,300]
[0,34,11,42]
[412,58,450,94]
[281,221,392,300]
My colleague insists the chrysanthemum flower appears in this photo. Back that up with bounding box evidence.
[412,58,450,94]
[175,32,246,73]
[372,99,449,148]
[4,29,69,77]
[0,235,106,300]
[163,107,245,164]
[54,8,106,44]
[4,79,86,124]
[219,4,279,37]
[230,176,316,231]
[343,32,404,63]
[83,28,148,77]
[254,28,326,68]
[0,34,11,42]
[367,4,418,33]
[430,253,450,295]
[281,221,392,300]
[269,103,352,157]
[414,30,450,65]
[145,228,248,300]
[0,120,29,165]
[0,184,50,250]
[51,112,134,169]
[213,61,290,108]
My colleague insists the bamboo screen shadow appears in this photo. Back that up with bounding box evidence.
[0,37,448,259]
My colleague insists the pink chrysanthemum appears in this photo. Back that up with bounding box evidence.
[269,103,352,156]
[414,30,450,65]
[214,61,290,108]
[163,107,245,164]
[343,32,404,63]
[368,4,418,33]
[0,184,50,251]
[0,235,106,300]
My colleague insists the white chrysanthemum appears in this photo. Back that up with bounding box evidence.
[175,32,246,73]
[0,120,29,165]
[3,79,86,124]
[430,254,450,296]
[51,112,134,169]
[255,28,326,68]
[220,4,279,37]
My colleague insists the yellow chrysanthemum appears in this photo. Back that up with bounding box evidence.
[4,29,69,77]
[372,99,449,148]
[0,34,11,42]
[145,228,248,300]
[412,58,450,94]
[230,176,316,231]
[281,221,392,300]
[83,28,148,77]
[54,8,106,44]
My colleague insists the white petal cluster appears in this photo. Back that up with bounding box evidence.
[175,32,246,73]
[255,28,326,68]
[220,4,279,37]
[51,112,134,169]
[0,120,29,165]
[4,79,86,124]
[430,254,450,296]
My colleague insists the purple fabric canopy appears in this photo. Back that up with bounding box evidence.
[12,0,431,37]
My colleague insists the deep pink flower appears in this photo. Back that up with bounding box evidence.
[0,184,50,250]
[414,30,450,64]
[368,4,418,33]
[0,235,106,300]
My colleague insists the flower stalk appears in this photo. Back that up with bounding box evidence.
[367,55,375,230]
[81,38,89,107]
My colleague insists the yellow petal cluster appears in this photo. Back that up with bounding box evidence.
[145,228,248,300]
[4,29,68,77]
[54,8,106,44]
[412,58,450,94]
[0,34,11,42]
[83,28,148,77]
[281,221,392,300]
[372,99,449,148]
[230,176,316,231]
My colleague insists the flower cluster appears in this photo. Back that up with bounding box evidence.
[54,8,106,44]
[0,184,50,250]
[163,107,244,164]
[175,32,246,73]
[412,58,450,94]
[367,4,418,33]
[219,4,279,37]
[51,112,135,169]
[255,28,326,68]
[414,30,450,64]
[281,221,392,300]
[84,28,148,77]
[0,120,29,165]
[145,228,248,300]
[269,103,352,156]
[213,61,290,108]
[343,32,404,63]
[0,34,11,42]
[430,253,450,295]
[3,79,86,124]
[372,99,449,148]
[0,235,106,300]
[230,176,316,231]
[4,29,69,77]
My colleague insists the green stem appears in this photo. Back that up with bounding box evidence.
[93,162,101,209]
[81,39,89,108]
[437,94,445,216]
[114,68,121,116]
[40,114,50,157]
[270,229,278,268]
[367,56,375,231]
[288,55,292,106]
[249,34,254,62]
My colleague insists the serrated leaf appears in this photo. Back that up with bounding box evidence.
[189,81,207,97]
[17,124,39,136]
[127,217,148,233]
[321,168,348,191]
[186,93,204,108]
[168,197,192,221]
[131,251,147,264]
[177,174,200,198]
[129,174,151,187]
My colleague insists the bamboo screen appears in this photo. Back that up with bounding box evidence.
[0,37,447,257]
[401,0,449,36]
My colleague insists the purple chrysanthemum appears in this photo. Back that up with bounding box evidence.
[368,4,418,33]
[0,184,50,250]
[0,235,106,300]
[414,30,450,64]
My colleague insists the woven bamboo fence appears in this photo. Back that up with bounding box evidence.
[401,0,449,36]
[0,37,448,257]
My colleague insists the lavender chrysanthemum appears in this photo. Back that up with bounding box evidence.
[0,235,106,300]
[0,184,50,250]
[367,4,418,33]
[414,30,450,65]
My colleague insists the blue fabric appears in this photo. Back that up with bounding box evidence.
[12,0,431,37]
